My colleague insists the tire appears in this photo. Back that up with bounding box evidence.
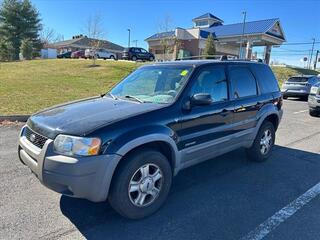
[309,109,319,117]
[282,96,288,100]
[131,56,137,61]
[149,56,154,61]
[246,121,275,162]
[109,150,172,219]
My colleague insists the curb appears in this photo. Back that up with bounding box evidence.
[0,115,30,122]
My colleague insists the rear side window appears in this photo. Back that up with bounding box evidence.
[251,64,279,93]
[229,66,257,98]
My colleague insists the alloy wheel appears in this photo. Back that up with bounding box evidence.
[260,129,272,155]
[128,163,163,207]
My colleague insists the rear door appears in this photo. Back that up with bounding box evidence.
[228,65,260,135]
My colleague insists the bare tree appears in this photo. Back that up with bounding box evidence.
[84,13,105,66]
[40,27,64,46]
[157,15,176,61]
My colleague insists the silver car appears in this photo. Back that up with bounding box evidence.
[308,82,320,116]
[281,75,319,99]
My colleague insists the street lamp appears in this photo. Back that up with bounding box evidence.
[127,29,131,48]
[239,11,247,59]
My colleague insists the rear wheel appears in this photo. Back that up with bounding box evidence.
[282,95,288,100]
[131,56,137,61]
[110,55,115,60]
[246,121,275,162]
[309,109,319,117]
[109,150,172,219]
[149,56,154,61]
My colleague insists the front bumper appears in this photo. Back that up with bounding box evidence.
[308,95,320,111]
[18,126,121,202]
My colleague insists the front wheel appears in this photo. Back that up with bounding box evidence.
[109,150,172,219]
[246,121,275,162]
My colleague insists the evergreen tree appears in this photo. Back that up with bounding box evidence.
[0,38,15,61]
[203,33,216,59]
[0,0,42,60]
[20,38,33,60]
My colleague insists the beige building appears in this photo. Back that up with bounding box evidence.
[145,13,286,64]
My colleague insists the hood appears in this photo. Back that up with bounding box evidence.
[27,96,163,139]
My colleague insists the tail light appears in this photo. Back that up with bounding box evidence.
[273,97,283,110]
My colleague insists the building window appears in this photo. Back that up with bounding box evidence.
[196,20,209,27]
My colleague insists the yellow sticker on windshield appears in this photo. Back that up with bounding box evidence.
[180,70,188,76]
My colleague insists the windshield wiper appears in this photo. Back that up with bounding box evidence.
[106,92,118,100]
[123,95,145,103]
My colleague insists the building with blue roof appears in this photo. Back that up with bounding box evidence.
[145,13,286,63]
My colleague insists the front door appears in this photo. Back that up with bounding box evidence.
[178,65,234,164]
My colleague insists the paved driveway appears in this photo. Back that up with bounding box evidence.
[1,99,320,240]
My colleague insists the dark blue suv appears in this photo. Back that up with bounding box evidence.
[122,47,155,61]
[18,60,283,219]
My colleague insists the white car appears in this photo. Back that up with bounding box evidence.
[85,49,116,60]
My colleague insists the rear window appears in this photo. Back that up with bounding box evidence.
[287,77,308,83]
[250,64,279,94]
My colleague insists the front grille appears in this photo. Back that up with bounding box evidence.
[24,127,48,149]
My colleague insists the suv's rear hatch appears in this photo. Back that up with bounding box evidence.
[282,77,310,92]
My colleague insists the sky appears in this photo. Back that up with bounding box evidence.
[21,0,320,66]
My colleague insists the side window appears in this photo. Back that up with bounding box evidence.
[229,67,257,98]
[251,64,279,93]
[134,48,141,53]
[140,49,147,53]
[191,66,228,102]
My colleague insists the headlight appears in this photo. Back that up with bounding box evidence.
[54,135,101,156]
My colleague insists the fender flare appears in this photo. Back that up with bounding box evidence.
[116,133,180,170]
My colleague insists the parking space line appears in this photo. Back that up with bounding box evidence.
[293,110,308,114]
[240,182,320,240]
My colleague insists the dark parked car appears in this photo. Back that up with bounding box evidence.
[18,60,282,219]
[57,51,72,59]
[281,75,319,99]
[122,47,154,61]
[71,50,85,59]
[308,82,320,116]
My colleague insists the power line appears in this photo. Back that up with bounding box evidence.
[282,41,320,46]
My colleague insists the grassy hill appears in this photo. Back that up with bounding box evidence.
[271,66,319,85]
[0,59,319,115]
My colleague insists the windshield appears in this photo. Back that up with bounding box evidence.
[109,66,193,104]
[287,77,308,83]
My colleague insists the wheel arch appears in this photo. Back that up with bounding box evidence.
[115,134,179,173]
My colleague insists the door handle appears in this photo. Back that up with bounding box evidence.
[234,105,246,112]
[219,109,229,117]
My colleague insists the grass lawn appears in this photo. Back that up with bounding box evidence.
[0,59,319,115]
[0,59,142,115]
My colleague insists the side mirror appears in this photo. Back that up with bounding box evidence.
[191,93,212,106]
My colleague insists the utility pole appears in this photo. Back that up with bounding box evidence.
[308,38,315,69]
[132,40,138,47]
[314,50,319,70]
[239,11,247,59]
[127,29,131,48]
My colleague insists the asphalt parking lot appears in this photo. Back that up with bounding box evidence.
[1,99,320,240]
